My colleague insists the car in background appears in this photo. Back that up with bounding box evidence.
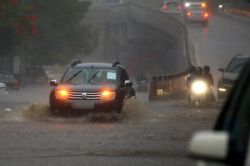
[188,59,250,166]
[0,73,20,90]
[218,53,250,99]
[0,82,7,94]
[161,0,183,18]
[49,61,135,116]
[183,1,209,25]
[25,66,48,84]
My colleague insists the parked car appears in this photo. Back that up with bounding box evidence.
[0,82,7,94]
[189,59,250,166]
[161,0,183,18]
[49,61,136,116]
[218,53,250,99]
[25,66,48,84]
[0,73,20,90]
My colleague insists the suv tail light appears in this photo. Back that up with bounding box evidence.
[203,12,209,19]
[187,12,192,17]
[163,4,168,11]
[177,5,182,11]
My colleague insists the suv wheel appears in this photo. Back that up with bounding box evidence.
[50,105,61,116]
[115,99,124,113]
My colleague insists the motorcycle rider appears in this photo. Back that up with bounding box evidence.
[186,66,203,102]
[203,65,215,102]
[203,65,214,86]
[186,66,203,88]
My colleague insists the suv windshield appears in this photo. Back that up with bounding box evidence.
[166,2,179,10]
[226,58,248,73]
[62,68,117,85]
[189,5,206,11]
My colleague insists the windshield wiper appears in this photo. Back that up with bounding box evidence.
[65,70,82,83]
[87,70,100,83]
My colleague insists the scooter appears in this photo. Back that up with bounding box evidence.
[189,79,212,107]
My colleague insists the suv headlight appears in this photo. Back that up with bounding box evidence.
[101,90,116,101]
[55,86,69,101]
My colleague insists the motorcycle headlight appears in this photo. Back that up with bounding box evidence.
[219,4,223,8]
[191,80,208,95]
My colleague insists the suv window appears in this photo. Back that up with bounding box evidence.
[189,4,206,11]
[226,58,248,73]
[166,2,180,10]
[62,67,118,85]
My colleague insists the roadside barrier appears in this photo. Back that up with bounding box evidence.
[148,70,190,101]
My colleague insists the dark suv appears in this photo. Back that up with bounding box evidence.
[218,54,250,99]
[49,62,135,115]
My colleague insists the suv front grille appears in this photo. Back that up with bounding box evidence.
[69,91,101,101]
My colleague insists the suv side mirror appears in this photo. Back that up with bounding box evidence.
[189,131,229,161]
[50,80,58,86]
[219,68,225,72]
[125,80,133,87]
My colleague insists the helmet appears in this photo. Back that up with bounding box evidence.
[204,65,210,73]
[196,66,203,74]
[189,66,196,73]
[112,61,121,67]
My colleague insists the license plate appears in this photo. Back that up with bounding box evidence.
[72,101,95,110]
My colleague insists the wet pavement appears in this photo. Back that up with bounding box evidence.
[0,86,220,166]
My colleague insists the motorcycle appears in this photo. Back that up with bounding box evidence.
[189,79,213,107]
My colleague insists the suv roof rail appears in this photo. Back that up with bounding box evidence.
[71,60,82,67]
[112,61,121,67]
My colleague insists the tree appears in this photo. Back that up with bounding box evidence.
[25,0,97,65]
[0,0,38,55]
[0,0,24,55]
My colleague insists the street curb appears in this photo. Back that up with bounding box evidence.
[224,8,250,17]
[219,8,250,23]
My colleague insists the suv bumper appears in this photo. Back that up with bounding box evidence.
[52,99,118,112]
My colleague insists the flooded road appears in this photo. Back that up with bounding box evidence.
[0,86,219,166]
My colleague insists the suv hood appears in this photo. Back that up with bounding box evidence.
[66,84,117,92]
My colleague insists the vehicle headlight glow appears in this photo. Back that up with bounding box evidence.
[55,85,69,101]
[191,80,208,95]
[201,2,206,8]
[185,2,190,7]
[219,4,223,8]
[56,90,69,101]
[101,90,116,101]
[218,87,226,92]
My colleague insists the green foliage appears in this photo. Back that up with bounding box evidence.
[26,0,97,65]
[0,0,37,55]
[0,0,21,55]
